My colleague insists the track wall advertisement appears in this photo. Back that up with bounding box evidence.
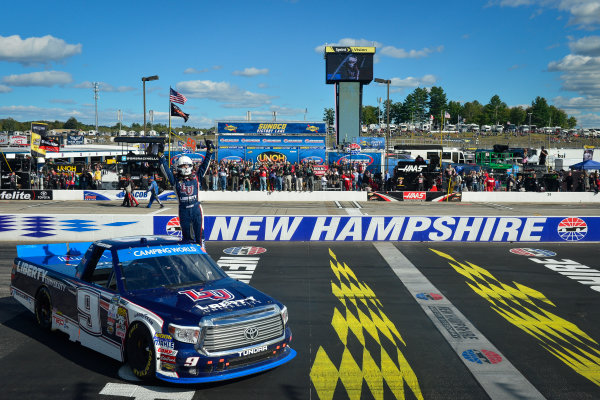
[0,214,597,242]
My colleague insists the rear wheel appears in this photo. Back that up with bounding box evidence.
[126,323,155,380]
[35,288,52,330]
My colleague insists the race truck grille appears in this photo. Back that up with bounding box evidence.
[199,306,284,355]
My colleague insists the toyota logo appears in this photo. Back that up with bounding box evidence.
[244,327,259,340]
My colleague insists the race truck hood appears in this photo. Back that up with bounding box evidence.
[126,278,277,323]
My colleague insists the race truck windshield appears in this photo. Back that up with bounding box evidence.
[117,245,228,291]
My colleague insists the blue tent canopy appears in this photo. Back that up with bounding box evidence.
[569,159,600,170]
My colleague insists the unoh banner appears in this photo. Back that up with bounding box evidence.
[217,148,326,164]
[153,216,600,242]
[217,122,327,134]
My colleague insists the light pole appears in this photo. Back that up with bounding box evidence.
[142,75,159,136]
[93,82,99,135]
[374,78,391,151]
[527,112,532,148]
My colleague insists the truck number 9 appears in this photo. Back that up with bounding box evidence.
[77,288,102,335]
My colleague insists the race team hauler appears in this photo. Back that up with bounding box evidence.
[10,236,295,383]
[159,139,214,247]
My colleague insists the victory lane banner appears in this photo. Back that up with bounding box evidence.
[153,215,600,242]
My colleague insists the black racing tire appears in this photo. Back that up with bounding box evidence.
[126,323,156,380]
[35,287,52,330]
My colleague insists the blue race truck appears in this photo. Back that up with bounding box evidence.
[10,235,295,383]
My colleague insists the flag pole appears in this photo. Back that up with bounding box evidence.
[168,87,172,166]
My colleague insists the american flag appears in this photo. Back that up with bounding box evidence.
[444,111,451,119]
[170,88,187,104]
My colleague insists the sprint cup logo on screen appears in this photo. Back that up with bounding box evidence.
[557,217,588,241]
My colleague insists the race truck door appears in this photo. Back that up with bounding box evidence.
[76,246,126,361]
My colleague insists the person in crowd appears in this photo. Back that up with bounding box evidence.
[506,173,516,192]
[539,146,548,166]
[93,167,102,189]
[218,165,228,192]
[159,139,214,246]
[485,172,495,192]
[284,162,293,191]
[211,166,219,191]
[566,171,574,192]
[306,163,314,192]
[295,165,304,191]
[122,175,139,207]
[146,175,164,208]
[230,162,240,191]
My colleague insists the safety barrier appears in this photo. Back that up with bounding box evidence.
[1,214,597,242]
[462,191,600,203]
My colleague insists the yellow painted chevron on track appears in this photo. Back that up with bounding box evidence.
[430,248,600,386]
[309,249,423,400]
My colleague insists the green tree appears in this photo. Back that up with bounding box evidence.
[509,106,527,126]
[428,86,447,121]
[529,96,550,127]
[361,105,378,125]
[484,95,508,125]
[462,101,483,124]
[323,107,334,127]
[447,101,463,124]
[404,87,429,123]
[567,116,577,129]
[64,117,79,130]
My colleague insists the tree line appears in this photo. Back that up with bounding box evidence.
[0,117,210,135]
[323,87,577,129]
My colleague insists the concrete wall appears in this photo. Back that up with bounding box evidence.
[462,192,600,203]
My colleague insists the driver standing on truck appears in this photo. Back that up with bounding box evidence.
[159,139,215,247]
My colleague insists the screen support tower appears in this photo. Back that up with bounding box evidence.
[335,82,363,147]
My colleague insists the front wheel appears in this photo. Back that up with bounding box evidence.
[126,323,155,380]
[35,287,52,330]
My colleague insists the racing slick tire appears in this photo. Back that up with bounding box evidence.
[35,287,52,330]
[126,323,156,380]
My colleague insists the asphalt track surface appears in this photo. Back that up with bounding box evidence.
[1,241,600,400]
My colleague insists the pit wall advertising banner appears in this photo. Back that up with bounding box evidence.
[328,151,382,173]
[218,135,326,148]
[151,215,599,242]
[217,147,326,164]
[217,122,327,134]
[0,190,53,200]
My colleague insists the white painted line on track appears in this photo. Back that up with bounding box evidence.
[148,207,171,215]
[373,242,545,400]
[99,382,195,399]
[334,201,342,209]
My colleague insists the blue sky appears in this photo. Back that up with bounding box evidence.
[1,0,600,128]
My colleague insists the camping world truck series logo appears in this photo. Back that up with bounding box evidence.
[557,217,588,241]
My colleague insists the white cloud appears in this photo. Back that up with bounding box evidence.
[2,71,72,87]
[252,106,306,116]
[176,80,275,108]
[50,98,75,104]
[568,35,600,56]
[0,35,82,65]
[388,74,437,88]
[257,83,269,88]
[0,84,12,93]
[0,105,84,120]
[493,0,600,28]
[184,67,209,74]
[380,45,444,59]
[74,81,135,92]
[553,95,600,112]
[232,67,269,77]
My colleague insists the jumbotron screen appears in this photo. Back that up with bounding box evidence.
[325,46,375,84]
